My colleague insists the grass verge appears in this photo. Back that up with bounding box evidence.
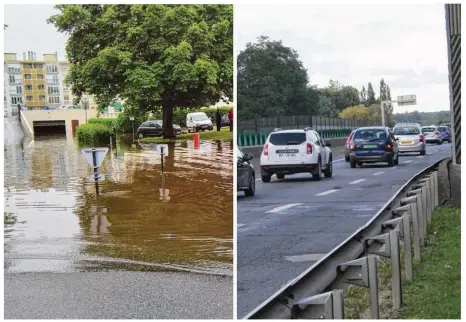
[140,127,233,143]
[343,205,460,319]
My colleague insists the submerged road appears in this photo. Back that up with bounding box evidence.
[237,143,451,317]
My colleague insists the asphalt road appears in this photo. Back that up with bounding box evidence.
[237,143,452,317]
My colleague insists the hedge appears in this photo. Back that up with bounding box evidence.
[88,118,117,130]
[76,123,114,145]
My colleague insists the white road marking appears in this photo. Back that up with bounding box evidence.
[285,253,326,262]
[373,171,384,176]
[237,224,245,228]
[349,178,366,184]
[266,203,302,214]
[415,156,423,158]
[404,160,413,164]
[256,174,276,181]
[333,158,345,162]
[315,189,338,196]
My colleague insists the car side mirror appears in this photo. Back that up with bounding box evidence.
[395,137,400,141]
[324,140,331,147]
[243,153,253,161]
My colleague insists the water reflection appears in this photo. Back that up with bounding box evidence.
[4,136,233,275]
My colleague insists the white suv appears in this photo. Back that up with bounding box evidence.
[259,128,333,182]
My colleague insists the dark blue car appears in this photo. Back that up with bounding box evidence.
[437,126,452,143]
[349,127,400,168]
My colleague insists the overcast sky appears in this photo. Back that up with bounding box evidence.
[236,4,451,114]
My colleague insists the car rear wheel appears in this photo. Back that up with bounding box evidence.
[394,153,399,165]
[245,175,255,197]
[312,160,322,181]
[448,139,452,143]
[345,156,350,162]
[324,157,333,178]
[261,174,272,183]
[357,162,363,167]
[276,173,285,180]
[350,159,357,168]
[388,155,394,167]
[420,150,426,156]
[138,132,144,139]
[437,140,443,145]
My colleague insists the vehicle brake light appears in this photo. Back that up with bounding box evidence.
[385,144,392,151]
[419,135,424,143]
[263,144,269,156]
[346,132,354,144]
[434,130,439,136]
[307,143,312,154]
[350,144,355,151]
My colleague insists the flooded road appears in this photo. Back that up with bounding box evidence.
[4,129,233,276]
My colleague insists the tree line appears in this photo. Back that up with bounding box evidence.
[238,36,395,125]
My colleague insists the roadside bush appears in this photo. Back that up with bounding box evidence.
[88,118,117,130]
[76,123,114,145]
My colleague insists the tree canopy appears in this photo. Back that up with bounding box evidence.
[48,4,233,138]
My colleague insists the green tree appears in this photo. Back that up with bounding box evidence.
[366,82,376,106]
[317,80,360,117]
[237,36,319,119]
[48,4,233,138]
[360,86,367,105]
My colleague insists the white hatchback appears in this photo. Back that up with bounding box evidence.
[259,128,333,182]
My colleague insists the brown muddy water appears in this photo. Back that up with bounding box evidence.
[4,136,233,275]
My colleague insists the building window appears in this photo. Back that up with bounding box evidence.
[38,85,45,90]
[11,97,23,104]
[26,96,33,102]
[9,76,15,84]
[37,74,44,80]
[53,75,59,83]
[25,85,33,91]
[34,64,44,69]
[39,95,46,101]
[16,86,22,94]
[46,65,58,73]
[48,86,60,94]
[23,64,33,69]
[48,96,60,104]
[24,74,32,80]
[64,95,70,101]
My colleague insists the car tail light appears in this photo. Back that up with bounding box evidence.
[263,144,269,156]
[419,135,424,142]
[385,144,393,151]
[307,143,312,154]
[434,130,439,136]
[346,132,354,144]
[350,144,355,151]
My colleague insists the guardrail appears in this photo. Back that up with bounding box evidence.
[244,158,444,319]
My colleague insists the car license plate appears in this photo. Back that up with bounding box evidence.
[401,140,413,144]
[279,153,296,158]
[202,125,208,129]
[364,144,378,149]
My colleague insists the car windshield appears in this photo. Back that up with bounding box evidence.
[437,126,448,132]
[422,127,435,133]
[269,132,306,145]
[192,114,208,121]
[154,120,163,126]
[353,129,387,142]
[393,126,420,135]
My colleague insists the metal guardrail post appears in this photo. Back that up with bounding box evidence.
[433,171,439,208]
[392,207,413,282]
[337,255,379,319]
[398,200,421,261]
[407,189,425,246]
[419,177,432,222]
[293,290,344,319]
[412,182,428,233]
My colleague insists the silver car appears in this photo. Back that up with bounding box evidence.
[393,124,426,155]
[421,125,443,145]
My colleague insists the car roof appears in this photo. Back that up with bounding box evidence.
[188,112,207,115]
[270,129,307,134]
[394,123,420,127]
[355,127,387,131]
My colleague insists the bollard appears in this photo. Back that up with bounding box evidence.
[393,207,414,281]
[193,133,200,149]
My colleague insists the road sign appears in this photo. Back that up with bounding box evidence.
[397,95,417,106]
[129,116,135,121]
[88,174,105,181]
[156,144,169,156]
[81,148,109,168]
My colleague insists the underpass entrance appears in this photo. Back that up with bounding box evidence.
[33,120,66,138]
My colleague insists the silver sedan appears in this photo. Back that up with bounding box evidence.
[393,125,426,155]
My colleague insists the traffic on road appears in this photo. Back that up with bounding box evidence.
[237,124,452,317]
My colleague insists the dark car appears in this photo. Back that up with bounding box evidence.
[437,126,452,143]
[237,146,255,197]
[220,114,231,127]
[137,120,182,139]
[349,127,399,168]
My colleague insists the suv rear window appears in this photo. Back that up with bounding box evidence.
[393,126,420,135]
[269,132,306,146]
[422,127,435,132]
[437,126,448,132]
[353,129,387,141]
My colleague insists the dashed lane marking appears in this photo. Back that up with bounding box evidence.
[265,203,302,214]
[404,160,413,164]
[373,171,384,176]
[315,189,338,196]
[349,178,366,184]
[285,253,326,262]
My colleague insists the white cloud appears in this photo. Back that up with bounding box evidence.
[236,4,451,113]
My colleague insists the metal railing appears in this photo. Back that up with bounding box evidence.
[238,115,378,133]
[244,158,444,319]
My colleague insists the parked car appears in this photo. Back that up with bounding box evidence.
[237,146,255,197]
[186,112,213,132]
[60,105,82,110]
[437,125,452,143]
[344,130,356,162]
[220,114,230,127]
[421,126,443,145]
[392,124,426,155]
[348,127,399,168]
[260,127,333,182]
[136,120,182,139]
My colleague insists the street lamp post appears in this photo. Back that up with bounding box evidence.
[83,97,89,123]
[380,100,397,127]
[130,116,135,142]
